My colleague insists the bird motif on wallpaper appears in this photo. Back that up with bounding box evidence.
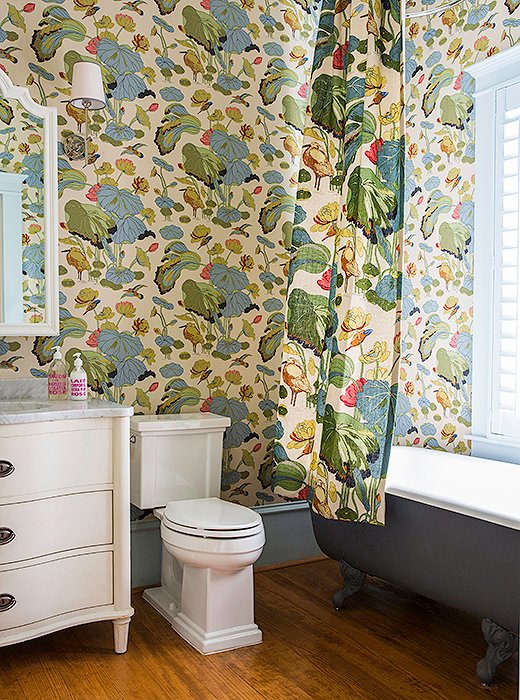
[72,0,99,17]
[0,356,23,372]
[121,0,146,14]
[439,135,455,161]
[435,388,451,414]
[122,285,147,300]
[283,8,302,35]
[65,103,87,132]
[282,359,313,406]
[63,248,91,280]
[230,353,252,368]
[302,143,335,190]
[182,187,204,217]
[182,323,204,353]
[340,240,360,290]
[122,143,146,159]
[283,135,300,162]
[437,261,454,285]
[346,329,373,352]
[182,50,204,82]
[231,94,251,107]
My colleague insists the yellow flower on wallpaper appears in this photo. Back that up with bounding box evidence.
[359,341,391,364]
[310,201,340,232]
[339,307,371,340]
[287,419,316,456]
[378,102,402,125]
[366,66,387,94]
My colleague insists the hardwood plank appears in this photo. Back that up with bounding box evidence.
[0,559,517,700]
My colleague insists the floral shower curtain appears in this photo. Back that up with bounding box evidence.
[273,0,403,524]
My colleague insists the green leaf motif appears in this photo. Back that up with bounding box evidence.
[328,354,355,389]
[64,200,114,249]
[182,143,225,188]
[0,99,14,125]
[289,243,330,284]
[31,19,87,62]
[287,287,330,355]
[440,94,473,130]
[436,347,469,389]
[311,73,347,137]
[155,114,202,155]
[182,278,225,321]
[154,0,180,15]
[438,221,471,260]
[65,348,115,393]
[272,459,307,492]
[154,250,201,294]
[158,381,201,413]
[282,94,305,133]
[320,404,379,482]
[418,314,451,361]
[345,166,397,242]
[182,6,227,53]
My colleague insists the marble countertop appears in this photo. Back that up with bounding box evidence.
[0,380,133,424]
[0,398,133,424]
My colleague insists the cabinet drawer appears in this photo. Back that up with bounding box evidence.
[0,552,113,631]
[0,420,112,499]
[0,491,112,565]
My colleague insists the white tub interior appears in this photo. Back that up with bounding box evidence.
[386,446,520,531]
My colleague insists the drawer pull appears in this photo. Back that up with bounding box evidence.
[0,528,15,545]
[0,594,16,612]
[0,460,14,478]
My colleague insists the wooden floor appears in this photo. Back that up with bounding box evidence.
[2,559,517,700]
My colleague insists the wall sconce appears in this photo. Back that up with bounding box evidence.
[63,62,105,165]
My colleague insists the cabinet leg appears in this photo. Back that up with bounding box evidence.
[113,617,131,654]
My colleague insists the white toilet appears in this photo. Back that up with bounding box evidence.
[129,413,265,654]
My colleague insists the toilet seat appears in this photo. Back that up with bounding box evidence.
[162,497,263,540]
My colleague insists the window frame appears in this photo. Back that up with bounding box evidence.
[467,44,520,464]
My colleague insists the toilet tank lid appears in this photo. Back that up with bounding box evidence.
[130,413,231,433]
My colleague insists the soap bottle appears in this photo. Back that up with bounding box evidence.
[48,346,68,401]
[69,352,88,401]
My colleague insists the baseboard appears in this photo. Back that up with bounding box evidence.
[130,501,323,589]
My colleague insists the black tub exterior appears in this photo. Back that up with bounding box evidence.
[311,494,520,634]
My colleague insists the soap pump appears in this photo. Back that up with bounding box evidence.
[48,346,68,401]
[69,352,88,401]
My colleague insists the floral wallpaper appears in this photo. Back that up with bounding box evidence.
[0,0,518,508]
[0,0,316,506]
[400,0,519,453]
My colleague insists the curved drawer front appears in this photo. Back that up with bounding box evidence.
[0,420,112,500]
[0,551,113,631]
[0,491,113,565]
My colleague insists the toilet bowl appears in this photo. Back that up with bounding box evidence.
[130,415,265,654]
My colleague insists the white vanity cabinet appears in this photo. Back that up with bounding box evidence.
[0,409,133,652]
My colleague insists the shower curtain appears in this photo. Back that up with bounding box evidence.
[273,0,403,524]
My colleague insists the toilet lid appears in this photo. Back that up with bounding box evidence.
[163,497,262,534]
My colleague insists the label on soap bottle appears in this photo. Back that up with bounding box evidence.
[70,378,87,399]
[48,374,67,396]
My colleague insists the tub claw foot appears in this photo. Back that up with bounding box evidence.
[476,618,518,686]
[332,560,365,610]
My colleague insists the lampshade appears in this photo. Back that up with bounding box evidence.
[70,62,105,110]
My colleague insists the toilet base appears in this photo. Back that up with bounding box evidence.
[143,585,179,624]
[172,612,262,655]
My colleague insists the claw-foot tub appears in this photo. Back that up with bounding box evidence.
[311,446,519,686]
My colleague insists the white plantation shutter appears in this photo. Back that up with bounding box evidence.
[492,79,520,438]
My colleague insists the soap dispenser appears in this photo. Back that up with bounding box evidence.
[69,352,88,401]
[48,346,68,401]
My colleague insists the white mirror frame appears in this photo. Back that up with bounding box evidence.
[0,70,58,336]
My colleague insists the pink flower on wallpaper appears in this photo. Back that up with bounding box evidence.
[85,37,100,55]
[200,396,213,412]
[86,329,101,348]
[86,184,101,202]
[317,268,332,290]
[148,242,159,252]
[450,331,460,348]
[200,129,213,145]
[149,382,159,392]
[298,82,309,99]
[332,43,349,70]
[200,0,210,8]
[23,3,35,11]
[365,138,384,165]
[200,263,213,279]
[149,103,159,112]
[340,378,366,408]
[453,72,463,91]
[452,202,461,219]
[297,485,309,501]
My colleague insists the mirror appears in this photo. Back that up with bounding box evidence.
[0,71,58,336]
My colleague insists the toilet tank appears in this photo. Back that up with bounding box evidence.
[130,413,231,509]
